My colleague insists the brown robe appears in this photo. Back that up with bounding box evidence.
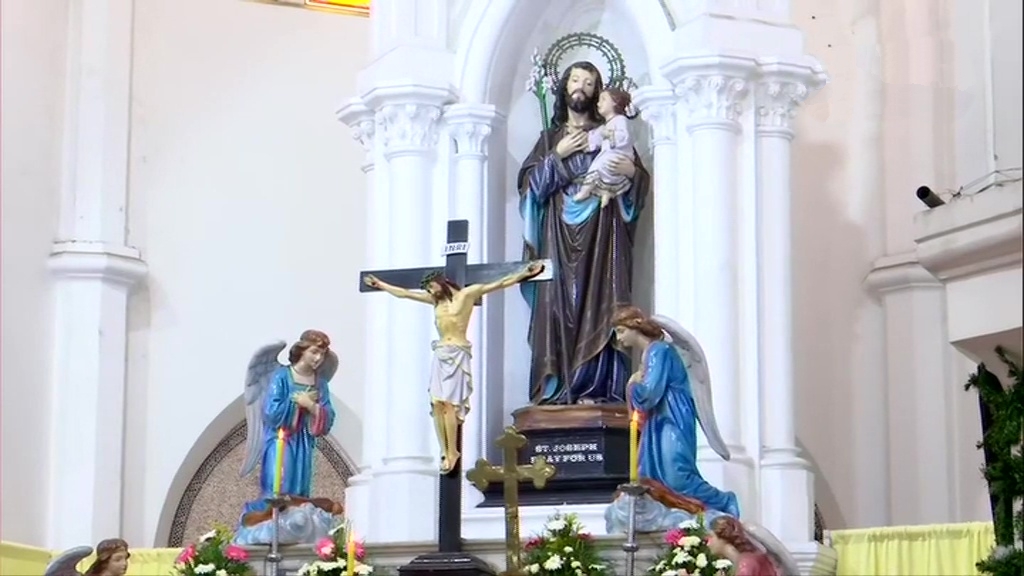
[517,125,650,404]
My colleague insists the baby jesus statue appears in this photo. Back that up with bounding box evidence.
[573,87,638,208]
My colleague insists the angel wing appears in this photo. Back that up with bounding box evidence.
[240,340,288,477]
[317,349,339,386]
[44,545,93,576]
[742,522,802,576]
[651,314,731,461]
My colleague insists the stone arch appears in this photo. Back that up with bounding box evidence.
[454,0,674,105]
[153,393,358,546]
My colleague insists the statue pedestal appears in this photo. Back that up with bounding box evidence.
[476,404,628,507]
[399,552,497,576]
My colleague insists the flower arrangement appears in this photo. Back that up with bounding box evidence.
[296,522,375,576]
[174,524,251,576]
[648,517,734,576]
[525,48,555,131]
[522,512,609,575]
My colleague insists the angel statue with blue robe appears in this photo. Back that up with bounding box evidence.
[603,306,800,574]
[233,329,344,546]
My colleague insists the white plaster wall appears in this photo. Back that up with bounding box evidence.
[121,0,371,546]
[0,0,70,547]
[990,0,1023,171]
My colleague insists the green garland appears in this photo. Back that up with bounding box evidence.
[964,346,1023,576]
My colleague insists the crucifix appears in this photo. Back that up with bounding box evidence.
[466,427,557,576]
[360,219,552,556]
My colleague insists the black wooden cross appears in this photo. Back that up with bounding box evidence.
[358,219,552,555]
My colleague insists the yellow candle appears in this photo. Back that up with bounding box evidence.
[629,410,640,483]
[273,428,285,495]
[346,527,356,576]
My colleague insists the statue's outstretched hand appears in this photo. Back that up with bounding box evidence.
[525,261,545,277]
[363,274,380,288]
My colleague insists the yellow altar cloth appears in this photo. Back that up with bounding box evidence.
[830,521,995,575]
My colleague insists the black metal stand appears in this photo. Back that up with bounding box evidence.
[401,426,495,575]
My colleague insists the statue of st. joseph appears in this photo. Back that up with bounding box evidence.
[517,60,651,405]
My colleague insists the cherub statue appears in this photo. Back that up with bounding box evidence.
[572,87,638,208]
[709,516,802,576]
[234,329,343,545]
[364,261,545,473]
[44,538,130,576]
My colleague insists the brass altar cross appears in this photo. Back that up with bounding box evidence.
[466,426,556,576]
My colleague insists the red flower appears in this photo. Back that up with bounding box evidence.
[664,528,685,545]
[224,545,249,562]
[176,544,196,565]
[578,532,594,541]
[523,536,544,551]
[315,537,336,560]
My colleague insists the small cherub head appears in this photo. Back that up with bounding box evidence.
[289,329,331,370]
[85,538,130,576]
[597,87,635,120]
[709,516,760,557]
[420,270,461,302]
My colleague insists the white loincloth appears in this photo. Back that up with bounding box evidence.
[429,341,473,420]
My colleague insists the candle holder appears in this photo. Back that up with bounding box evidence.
[616,482,650,576]
[264,494,291,576]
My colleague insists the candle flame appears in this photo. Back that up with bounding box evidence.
[631,410,639,423]
[278,427,285,440]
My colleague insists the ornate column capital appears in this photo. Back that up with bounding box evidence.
[377,103,443,160]
[337,98,376,170]
[444,103,501,157]
[662,56,757,131]
[755,61,828,135]
[633,87,678,146]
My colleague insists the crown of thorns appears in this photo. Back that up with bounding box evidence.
[420,270,445,289]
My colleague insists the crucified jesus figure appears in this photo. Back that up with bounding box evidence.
[363,260,545,474]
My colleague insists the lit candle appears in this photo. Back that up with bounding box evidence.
[346,525,356,576]
[629,410,640,483]
[273,428,285,495]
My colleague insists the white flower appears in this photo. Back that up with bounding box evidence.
[563,545,574,553]
[671,550,691,565]
[193,564,215,574]
[198,530,217,543]
[545,518,567,532]
[660,571,678,576]
[679,519,700,530]
[695,553,708,568]
[355,562,374,575]
[713,558,733,569]
[215,570,227,576]
[528,563,541,574]
[679,535,701,549]
[543,554,564,570]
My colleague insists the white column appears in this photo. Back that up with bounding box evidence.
[667,60,756,505]
[46,0,147,550]
[336,99,381,538]
[634,88,687,323]
[364,90,452,543]
[443,103,498,512]
[864,255,957,525]
[754,73,821,543]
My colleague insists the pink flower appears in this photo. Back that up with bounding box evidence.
[354,541,366,561]
[578,532,594,541]
[664,528,685,545]
[224,544,248,562]
[315,537,336,560]
[176,544,196,565]
[523,537,544,551]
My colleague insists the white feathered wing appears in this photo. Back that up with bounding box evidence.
[43,546,93,576]
[742,522,802,576]
[240,341,288,477]
[651,314,731,461]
